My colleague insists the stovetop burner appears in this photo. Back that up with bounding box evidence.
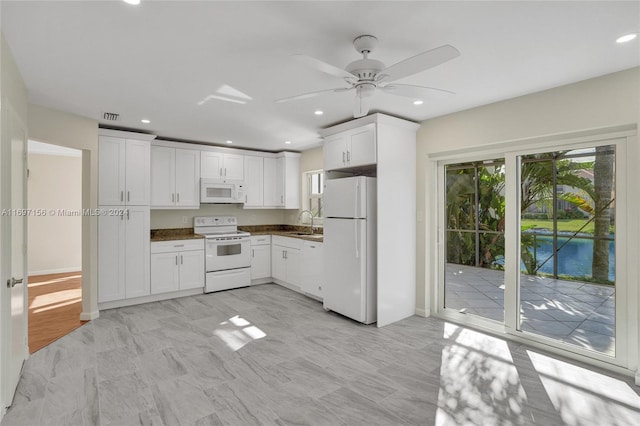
[193,216,250,239]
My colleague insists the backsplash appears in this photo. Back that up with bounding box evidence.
[150,204,286,229]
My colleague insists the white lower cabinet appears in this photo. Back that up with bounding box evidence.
[98,206,150,303]
[250,235,271,281]
[301,241,324,300]
[150,239,204,294]
[271,236,302,288]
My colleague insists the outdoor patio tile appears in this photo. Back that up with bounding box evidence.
[542,308,590,322]
[565,332,615,355]
[586,311,615,325]
[578,285,615,297]
[520,320,580,338]
[573,320,615,337]
[570,293,610,305]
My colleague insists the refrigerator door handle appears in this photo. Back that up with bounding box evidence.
[355,180,360,218]
[355,220,360,259]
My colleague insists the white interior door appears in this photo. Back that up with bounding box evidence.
[2,105,28,409]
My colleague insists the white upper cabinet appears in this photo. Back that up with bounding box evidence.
[263,157,278,207]
[323,123,376,171]
[99,136,151,205]
[244,155,264,207]
[151,146,200,209]
[246,153,300,209]
[201,152,244,182]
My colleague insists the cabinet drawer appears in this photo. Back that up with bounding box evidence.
[271,235,303,250]
[250,235,271,246]
[151,239,204,254]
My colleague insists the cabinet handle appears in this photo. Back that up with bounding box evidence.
[127,210,130,220]
[174,244,184,248]
[175,255,178,265]
[252,249,255,258]
[224,168,227,177]
[120,191,124,202]
[284,250,288,260]
[281,195,284,204]
[220,168,222,177]
[347,150,350,162]
[282,251,285,259]
[181,255,183,265]
[342,152,346,163]
[127,191,131,202]
[177,193,180,203]
[172,193,175,203]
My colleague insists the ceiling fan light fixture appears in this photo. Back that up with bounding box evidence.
[356,83,376,99]
[616,33,638,43]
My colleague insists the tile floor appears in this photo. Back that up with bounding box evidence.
[2,284,638,426]
[445,264,616,355]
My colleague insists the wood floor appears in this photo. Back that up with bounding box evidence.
[28,272,87,353]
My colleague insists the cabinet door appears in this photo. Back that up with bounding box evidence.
[125,139,151,205]
[323,134,347,171]
[98,136,125,205]
[179,250,205,290]
[98,212,125,303]
[348,124,376,168]
[283,155,300,209]
[150,252,180,294]
[124,206,150,298]
[244,156,264,207]
[285,248,301,287]
[201,151,223,180]
[223,154,244,181]
[150,146,176,207]
[275,156,285,207]
[263,157,278,207]
[301,242,323,298]
[175,149,200,207]
[271,245,287,282]
[251,244,271,280]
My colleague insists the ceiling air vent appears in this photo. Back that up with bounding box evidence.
[103,112,119,121]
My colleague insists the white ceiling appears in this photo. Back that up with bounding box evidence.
[2,1,639,152]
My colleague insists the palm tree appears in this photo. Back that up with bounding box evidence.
[592,146,614,281]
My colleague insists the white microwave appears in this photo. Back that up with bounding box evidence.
[200,179,245,203]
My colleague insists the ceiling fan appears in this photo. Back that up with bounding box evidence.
[276,35,460,118]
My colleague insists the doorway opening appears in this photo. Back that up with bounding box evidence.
[27,140,85,353]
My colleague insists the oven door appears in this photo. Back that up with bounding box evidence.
[206,238,250,272]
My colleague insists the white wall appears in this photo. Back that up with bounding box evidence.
[27,153,82,275]
[151,205,285,229]
[283,146,323,225]
[27,104,99,321]
[416,67,640,315]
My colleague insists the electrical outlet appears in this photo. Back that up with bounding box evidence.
[182,216,189,225]
[417,210,424,222]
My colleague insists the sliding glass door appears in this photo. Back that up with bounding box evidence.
[518,146,616,356]
[438,138,625,362]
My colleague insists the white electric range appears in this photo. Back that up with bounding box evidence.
[194,216,251,293]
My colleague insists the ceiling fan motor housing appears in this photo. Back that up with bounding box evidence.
[346,58,385,82]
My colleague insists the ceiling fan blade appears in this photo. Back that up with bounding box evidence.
[354,93,372,118]
[293,54,358,81]
[275,87,353,103]
[381,83,455,99]
[382,45,460,82]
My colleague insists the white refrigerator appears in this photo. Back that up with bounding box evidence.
[323,176,377,324]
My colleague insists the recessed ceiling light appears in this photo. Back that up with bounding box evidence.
[285,140,292,145]
[226,140,233,144]
[141,119,150,124]
[616,33,638,43]
[413,100,424,106]
[314,110,323,116]
[122,0,140,5]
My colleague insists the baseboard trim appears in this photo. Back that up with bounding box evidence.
[98,288,204,311]
[29,267,81,276]
[80,310,99,321]
[415,308,430,317]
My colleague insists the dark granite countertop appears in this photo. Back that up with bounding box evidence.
[239,225,323,242]
[150,228,205,242]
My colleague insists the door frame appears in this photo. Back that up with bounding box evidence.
[427,125,639,378]
[0,101,29,413]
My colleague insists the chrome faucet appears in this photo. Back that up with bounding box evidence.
[297,209,315,234]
